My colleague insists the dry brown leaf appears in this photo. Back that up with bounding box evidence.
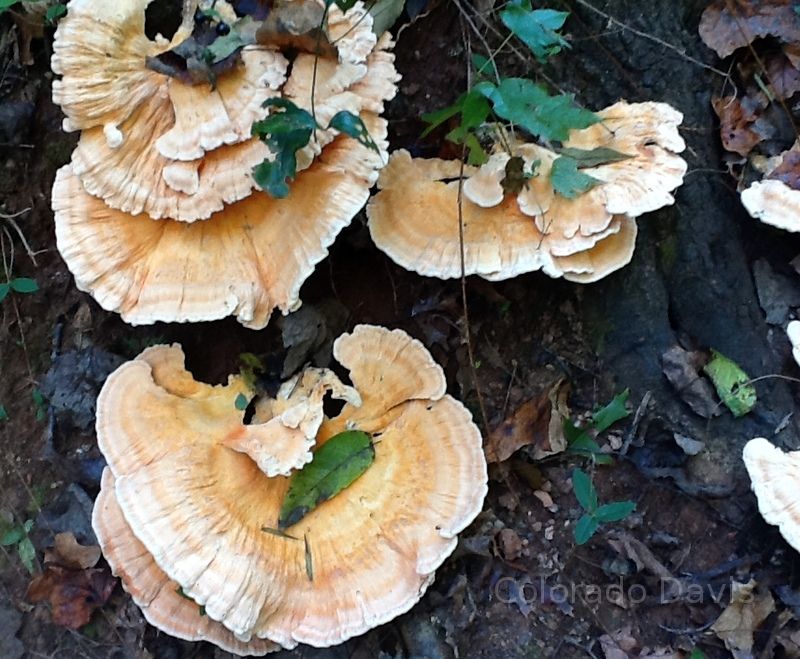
[766,51,800,99]
[496,528,523,561]
[769,146,800,189]
[711,579,775,659]
[485,379,569,463]
[599,626,638,659]
[256,0,337,58]
[27,565,116,629]
[712,95,771,157]
[44,533,101,570]
[700,0,800,59]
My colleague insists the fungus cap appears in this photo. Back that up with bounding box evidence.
[367,150,625,282]
[788,321,800,367]
[65,14,396,222]
[743,437,800,552]
[741,179,800,232]
[367,102,684,283]
[53,113,388,328]
[52,0,283,158]
[93,469,279,656]
[96,325,487,648]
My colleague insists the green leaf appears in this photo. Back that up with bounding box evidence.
[32,389,46,422]
[17,536,35,574]
[0,405,7,422]
[471,53,497,79]
[252,99,317,198]
[368,0,405,36]
[500,0,570,62]
[595,501,636,523]
[422,89,491,142]
[688,649,707,659]
[592,389,631,433]
[556,146,633,168]
[234,393,249,411]
[571,468,597,513]
[550,156,600,198]
[0,525,24,547]
[0,0,20,12]
[45,3,66,22]
[10,277,38,294]
[202,17,254,64]
[703,350,757,417]
[328,111,379,152]
[573,514,599,545]
[479,78,599,142]
[279,430,375,529]
[0,283,9,303]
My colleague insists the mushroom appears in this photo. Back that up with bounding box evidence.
[741,179,800,232]
[788,321,800,367]
[53,112,388,328]
[367,101,685,283]
[93,469,279,656]
[742,437,800,552]
[58,0,392,222]
[95,325,487,648]
[368,149,634,282]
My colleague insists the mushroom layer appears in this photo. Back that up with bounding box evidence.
[743,437,800,552]
[95,325,487,648]
[93,469,279,656]
[60,1,395,222]
[54,114,388,328]
[367,101,685,283]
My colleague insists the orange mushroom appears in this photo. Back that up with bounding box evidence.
[95,325,487,648]
[367,101,685,283]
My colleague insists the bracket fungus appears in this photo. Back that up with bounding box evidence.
[743,437,800,552]
[367,101,686,283]
[93,325,487,650]
[741,144,800,232]
[51,0,399,328]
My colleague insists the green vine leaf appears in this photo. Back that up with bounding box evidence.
[549,156,600,198]
[500,0,570,62]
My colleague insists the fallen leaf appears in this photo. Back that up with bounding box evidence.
[769,144,800,189]
[699,0,800,59]
[256,0,337,57]
[711,580,775,659]
[661,345,720,418]
[485,379,569,463]
[44,533,101,571]
[766,51,800,99]
[712,95,772,157]
[27,566,116,629]
[703,350,757,417]
[278,430,375,529]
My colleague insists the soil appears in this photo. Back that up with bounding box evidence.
[2,1,800,658]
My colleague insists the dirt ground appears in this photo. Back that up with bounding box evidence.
[2,0,800,657]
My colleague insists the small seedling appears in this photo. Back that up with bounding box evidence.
[571,468,635,545]
[564,389,631,464]
[0,277,38,303]
[0,517,36,574]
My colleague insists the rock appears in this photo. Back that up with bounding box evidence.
[39,347,124,432]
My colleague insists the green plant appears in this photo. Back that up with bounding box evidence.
[564,389,631,465]
[571,468,635,545]
[0,0,66,23]
[421,2,628,189]
[0,276,37,303]
[0,517,36,574]
[251,99,378,198]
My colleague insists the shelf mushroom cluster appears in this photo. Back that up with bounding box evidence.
[740,143,800,233]
[367,101,687,283]
[91,325,488,654]
[51,0,399,328]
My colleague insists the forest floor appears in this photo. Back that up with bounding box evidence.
[2,1,800,658]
